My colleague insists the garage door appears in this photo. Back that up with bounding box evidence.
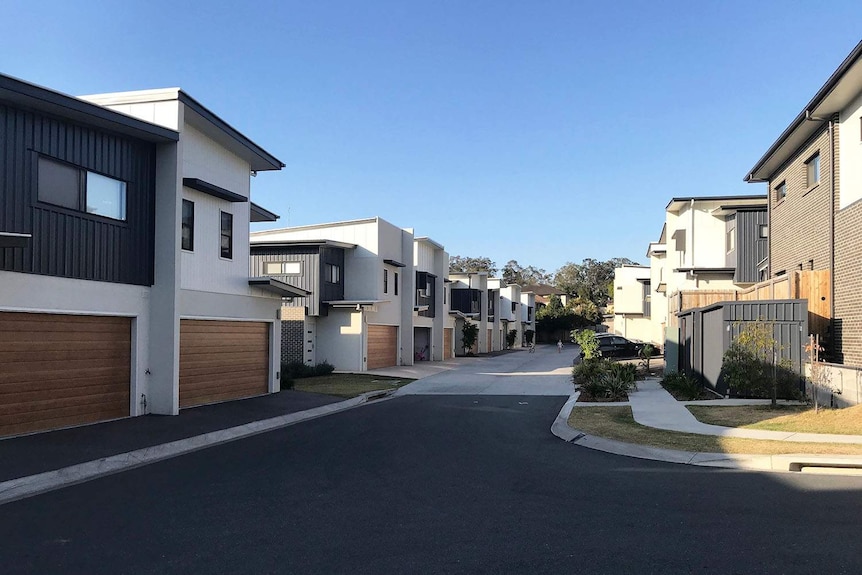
[367,325,397,369]
[179,320,269,409]
[443,328,453,360]
[0,312,131,438]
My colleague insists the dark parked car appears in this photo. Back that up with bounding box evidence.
[595,334,644,358]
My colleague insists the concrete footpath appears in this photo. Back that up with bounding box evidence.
[554,378,862,475]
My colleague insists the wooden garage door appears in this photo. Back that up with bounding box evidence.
[367,325,397,369]
[179,320,269,409]
[0,312,131,438]
[443,328,453,360]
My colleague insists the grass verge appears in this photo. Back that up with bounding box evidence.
[568,406,862,455]
[291,373,413,399]
[687,404,862,435]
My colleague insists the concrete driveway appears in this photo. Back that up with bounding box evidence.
[395,344,575,396]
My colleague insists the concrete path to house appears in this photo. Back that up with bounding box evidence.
[627,379,862,444]
[392,344,575,396]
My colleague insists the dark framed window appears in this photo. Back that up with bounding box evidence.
[394,272,399,295]
[220,211,233,259]
[182,200,194,251]
[38,156,127,221]
[774,181,786,202]
[512,302,517,313]
[806,153,820,188]
[383,269,389,294]
[325,263,340,283]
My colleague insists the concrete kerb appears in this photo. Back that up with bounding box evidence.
[551,392,862,476]
[0,389,396,507]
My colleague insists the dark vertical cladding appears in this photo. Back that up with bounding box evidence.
[0,104,156,285]
[735,209,768,284]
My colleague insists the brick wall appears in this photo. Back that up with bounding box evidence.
[835,199,862,366]
[768,126,833,275]
[280,305,305,365]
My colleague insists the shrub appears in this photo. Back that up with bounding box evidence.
[280,360,335,390]
[639,344,656,375]
[573,357,633,401]
[313,361,335,376]
[660,372,703,401]
[572,357,610,386]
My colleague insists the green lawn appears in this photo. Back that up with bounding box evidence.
[687,404,862,435]
[568,406,862,455]
[290,373,413,398]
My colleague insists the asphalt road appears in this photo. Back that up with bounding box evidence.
[3,392,862,574]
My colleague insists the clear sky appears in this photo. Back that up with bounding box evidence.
[2,1,860,275]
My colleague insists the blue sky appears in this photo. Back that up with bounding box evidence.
[2,1,861,275]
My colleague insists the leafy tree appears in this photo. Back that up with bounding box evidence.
[506,329,518,349]
[721,320,799,406]
[536,295,597,339]
[461,321,479,355]
[553,257,638,307]
[450,255,497,275]
[501,260,553,286]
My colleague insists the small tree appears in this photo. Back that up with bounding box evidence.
[639,344,655,376]
[506,329,518,349]
[572,329,599,359]
[722,320,783,406]
[461,321,479,356]
[524,329,535,346]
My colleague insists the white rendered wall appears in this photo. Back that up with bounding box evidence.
[316,309,363,371]
[839,91,862,209]
[616,316,653,343]
[613,266,649,314]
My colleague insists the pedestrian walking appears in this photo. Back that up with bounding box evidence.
[557,339,563,353]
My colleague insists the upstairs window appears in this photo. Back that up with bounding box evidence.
[774,181,786,202]
[395,272,399,296]
[725,229,735,254]
[264,261,302,275]
[325,263,340,283]
[383,269,389,294]
[220,211,233,259]
[806,153,820,188]
[38,156,127,221]
[182,200,194,251]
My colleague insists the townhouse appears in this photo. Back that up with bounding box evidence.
[0,74,289,437]
[249,217,416,371]
[448,271,488,355]
[612,264,652,344]
[745,39,862,366]
[413,236,452,361]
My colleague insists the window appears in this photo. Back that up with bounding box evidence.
[725,229,735,254]
[394,272,399,296]
[383,269,389,294]
[759,224,768,239]
[512,302,517,313]
[806,153,820,188]
[220,211,233,259]
[774,181,786,202]
[443,287,447,305]
[264,261,302,275]
[86,172,126,220]
[38,156,127,221]
[325,263,340,283]
[182,200,194,251]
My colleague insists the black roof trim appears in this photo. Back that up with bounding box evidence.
[0,74,179,143]
[745,39,862,182]
[177,91,284,171]
[250,202,279,222]
[183,178,247,203]
[673,267,735,274]
[384,259,406,268]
